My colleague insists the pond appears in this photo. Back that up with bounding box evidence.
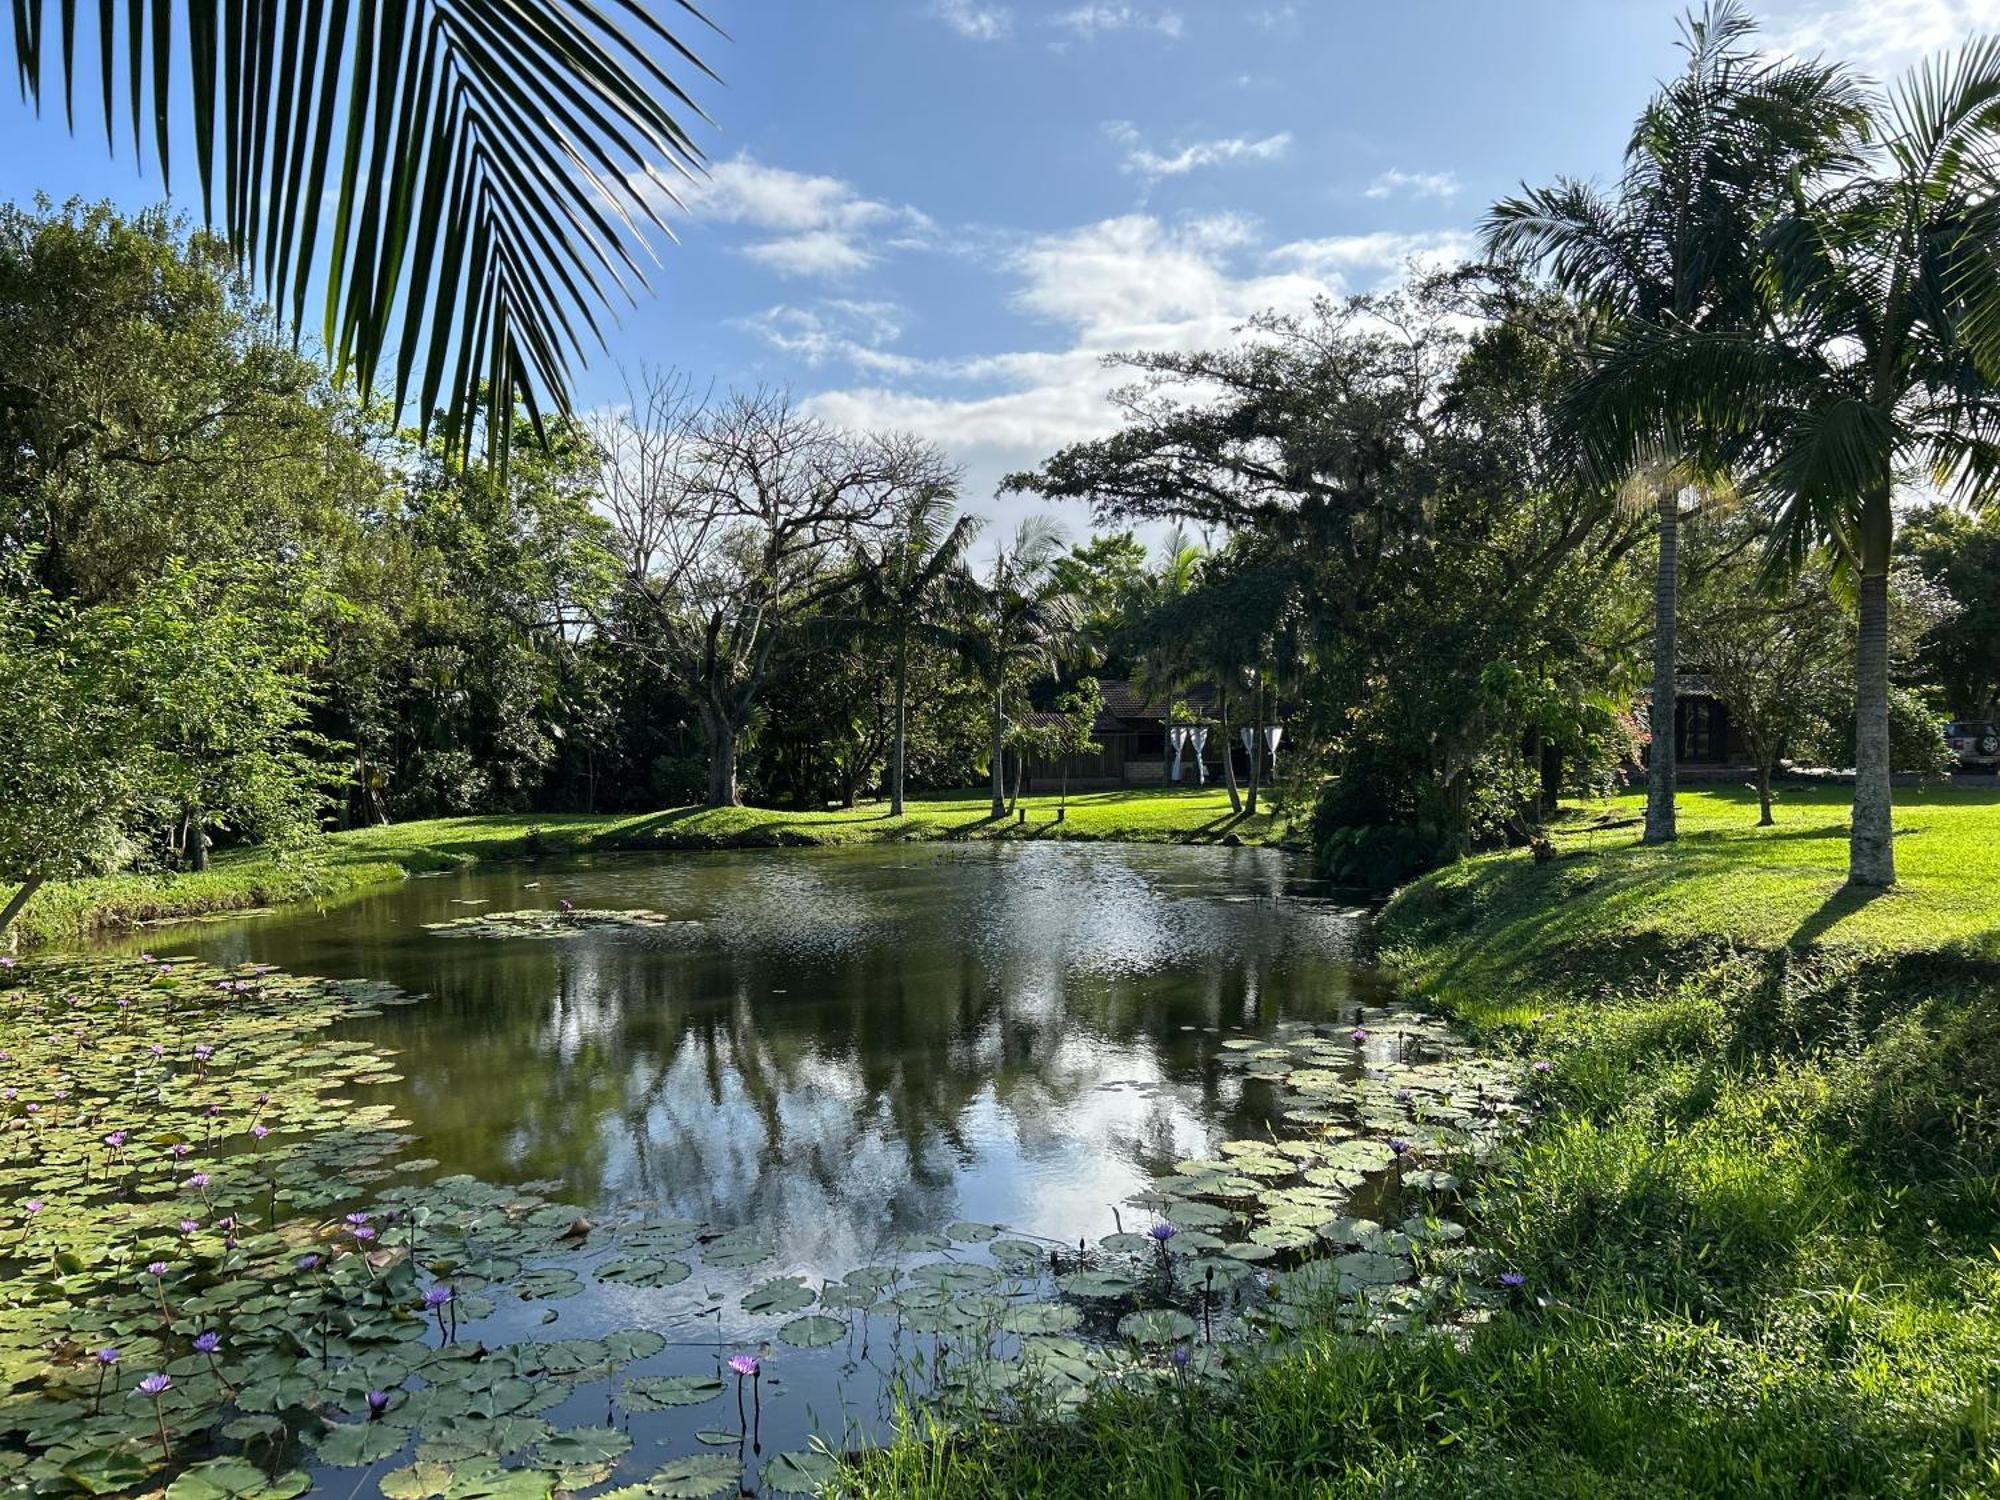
[141,842,1387,1248]
[4,843,1522,1497]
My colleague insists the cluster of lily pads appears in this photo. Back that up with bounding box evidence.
[0,947,1543,1500]
[420,909,686,942]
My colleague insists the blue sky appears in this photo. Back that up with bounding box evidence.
[1,0,1991,539]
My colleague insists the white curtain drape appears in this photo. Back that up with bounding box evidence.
[1190,727,1208,783]
[1168,725,1188,782]
[1263,725,1283,773]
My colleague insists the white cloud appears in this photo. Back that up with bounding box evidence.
[1051,4,1184,40]
[1106,122,1293,179]
[680,155,931,279]
[1765,0,2000,75]
[801,215,1471,519]
[737,301,923,376]
[1268,230,1477,279]
[931,0,1012,41]
[1364,168,1462,201]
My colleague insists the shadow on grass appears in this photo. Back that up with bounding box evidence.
[1786,884,1890,950]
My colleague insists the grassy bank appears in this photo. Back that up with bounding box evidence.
[6,786,1297,950]
[841,786,2000,1498]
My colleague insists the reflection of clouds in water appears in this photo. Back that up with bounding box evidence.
[195,843,1381,1293]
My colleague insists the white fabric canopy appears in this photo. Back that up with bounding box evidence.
[1190,727,1208,784]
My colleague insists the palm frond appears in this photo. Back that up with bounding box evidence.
[6,0,717,463]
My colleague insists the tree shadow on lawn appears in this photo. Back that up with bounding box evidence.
[1787,885,1891,950]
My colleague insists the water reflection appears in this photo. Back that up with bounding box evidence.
[134,842,1385,1273]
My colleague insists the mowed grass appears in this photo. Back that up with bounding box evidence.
[1386,784,2000,1026]
[6,786,1300,949]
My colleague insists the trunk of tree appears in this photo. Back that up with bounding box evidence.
[1756,758,1775,827]
[989,684,1007,818]
[891,630,910,817]
[189,810,210,873]
[1219,695,1242,814]
[1008,748,1024,815]
[1849,526,1895,887]
[1245,679,1263,815]
[0,873,45,943]
[701,706,741,808]
[1644,497,1679,844]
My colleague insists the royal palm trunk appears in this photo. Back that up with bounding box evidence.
[1849,503,1895,886]
[1644,498,1679,845]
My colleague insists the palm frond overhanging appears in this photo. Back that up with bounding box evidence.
[5,1,716,459]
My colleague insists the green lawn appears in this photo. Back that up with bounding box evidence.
[7,786,1300,950]
[1379,784,2000,1028]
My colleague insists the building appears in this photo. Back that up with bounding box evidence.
[1018,679,1279,789]
[1637,673,1751,773]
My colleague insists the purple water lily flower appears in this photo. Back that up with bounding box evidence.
[422,1285,453,1310]
[149,1044,165,1058]
[1499,1271,1527,1291]
[728,1353,760,1377]
[146,1261,168,1277]
[1169,1344,1191,1370]
[185,1173,210,1190]
[171,1143,192,1159]
[1394,1088,1414,1105]
[296,1253,321,1271]
[103,1130,127,1148]
[351,1226,377,1243]
[251,1125,269,1140]
[366,1390,391,1419]
[1388,1138,1412,1157]
[1147,1221,1177,1242]
[193,1045,213,1062]
[1349,1028,1368,1045]
[178,1219,199,1235]
[24,1200,42,1216]
[1532,1060,1554,1075]
[136,1373,171,1396]
[192,1332,221,1355]
[96,1348,118,1365]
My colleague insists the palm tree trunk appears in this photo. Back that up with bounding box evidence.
[989,684,1007,819]
[1219,693,1242,814]
[1246,679,1263,816]
[1644,498,1679,844]
[891,630,910,817]
[1849,512,1895,887]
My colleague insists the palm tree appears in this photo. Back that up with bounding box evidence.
[957,518,1083,819]
[4,1,713,458]
[1589,39,2000,886]
[1484,1,1863,845]
[858,486,983,816]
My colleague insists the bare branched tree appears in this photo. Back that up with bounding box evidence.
[588,372,954,806]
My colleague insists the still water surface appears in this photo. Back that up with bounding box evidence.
[109,841,1387,1474]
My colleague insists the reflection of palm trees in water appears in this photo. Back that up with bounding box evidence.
[331,845,1379,1252]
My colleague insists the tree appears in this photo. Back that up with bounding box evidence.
[0,200,379,607]
[857,487,982,815]
[1484,1,1864,845]
[1017,678,1105,816]
[0,563,331,939]
[955,519,1083,819]
[1898,503,2000,720]
[590,376,951,807]
[1683,534,1851,825]
[1581,37,2000,885]
[2,1,713,456]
